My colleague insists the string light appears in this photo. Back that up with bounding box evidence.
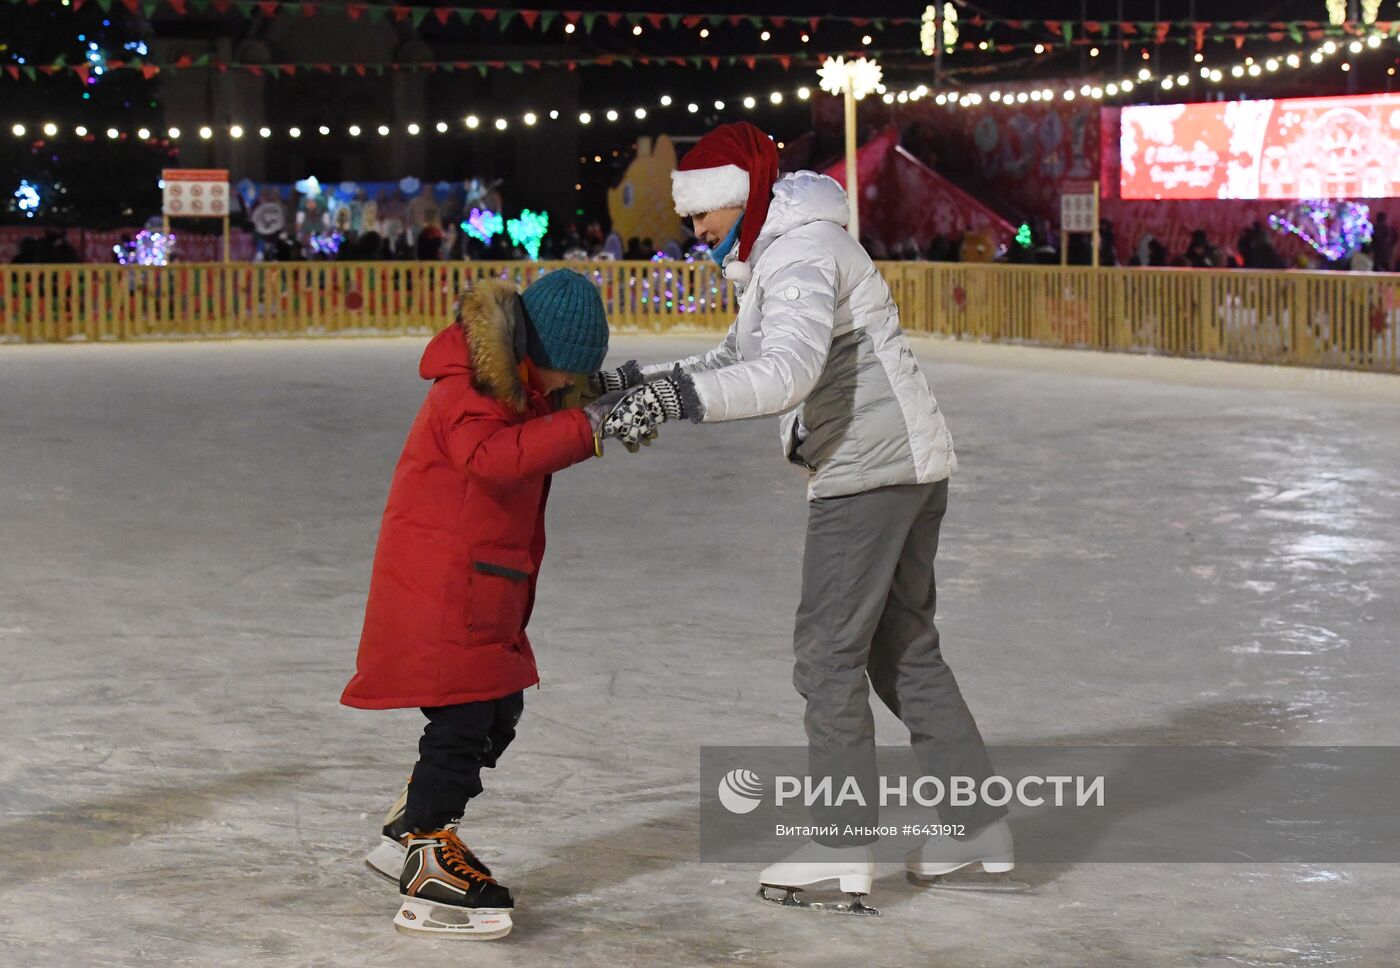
[9,32,1380,151]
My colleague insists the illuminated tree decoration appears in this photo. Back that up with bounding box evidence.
[1267,199,1373,261]
[1015,222,1032,248]
[113,229,176,266]
[308,232,344,256]
[507,208,550,260]
[13,179,41,219]
[461,207,504,244]
[920,4,959,56]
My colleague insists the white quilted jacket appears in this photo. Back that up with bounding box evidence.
[644,170,956,500]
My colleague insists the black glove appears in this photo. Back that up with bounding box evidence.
[587,360,646,400]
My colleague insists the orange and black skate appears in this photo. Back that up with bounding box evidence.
[393,828,514,940]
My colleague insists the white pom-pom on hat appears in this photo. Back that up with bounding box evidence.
[723,260,752,285]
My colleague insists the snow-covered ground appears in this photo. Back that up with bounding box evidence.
[2,334,1398,967]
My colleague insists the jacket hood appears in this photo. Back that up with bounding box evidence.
[758,171,850,242]
[419,279,530,413]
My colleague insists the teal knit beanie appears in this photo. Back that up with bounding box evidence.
[519,269,609,374]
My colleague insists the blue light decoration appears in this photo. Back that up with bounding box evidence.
[85,41,107,82]
[461,207,503,245]
[1267,199,1373,261]
[113,230,176,266]
[506,209,549,260]
[14,180,40,219]
[308,232,344,257]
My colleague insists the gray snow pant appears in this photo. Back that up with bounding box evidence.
[792,479,1006,845]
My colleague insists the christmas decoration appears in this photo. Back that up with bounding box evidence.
[13,179,40,219]
[1267,200,1374,261]
[308,231,344,257]
[506,209,549,260]
[461,207,503,245]
[1015,223,1032,248]
[919,4,959,57]
[113,229,176,266]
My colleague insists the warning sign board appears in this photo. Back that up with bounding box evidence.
[162,169,230,217]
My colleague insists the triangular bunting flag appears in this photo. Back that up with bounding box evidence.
[499,9,517,28]
[520,10,539,29]
[539,11,556,31]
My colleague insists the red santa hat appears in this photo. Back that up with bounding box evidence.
[671,121,779,284]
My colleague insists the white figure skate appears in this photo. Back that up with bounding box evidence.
[757,842,879,916]
[904,819,1029,892]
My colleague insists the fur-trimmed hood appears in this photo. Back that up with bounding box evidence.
[419,280,530,413]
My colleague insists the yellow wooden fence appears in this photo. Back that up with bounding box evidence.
[2,260,1397,373]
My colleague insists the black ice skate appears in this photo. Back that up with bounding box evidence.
[393,829,514,939]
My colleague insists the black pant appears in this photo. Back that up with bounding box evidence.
[403,691,524,833]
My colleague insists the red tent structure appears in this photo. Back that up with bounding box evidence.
[825,126,1016,256]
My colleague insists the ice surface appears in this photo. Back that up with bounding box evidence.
[2,335,1398,967]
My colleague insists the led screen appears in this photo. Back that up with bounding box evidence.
[1119,92,1400,200]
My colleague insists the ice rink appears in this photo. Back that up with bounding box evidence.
[3,333,1399,968]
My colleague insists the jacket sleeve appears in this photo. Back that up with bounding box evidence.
[637,320,740,380]
[445,404,596,491]
[685,243,838,423]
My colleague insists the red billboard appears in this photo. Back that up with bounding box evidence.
[1120,92,1400,200]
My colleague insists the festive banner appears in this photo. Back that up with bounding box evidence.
[1120,92,1400,200]
[0,47,909,82]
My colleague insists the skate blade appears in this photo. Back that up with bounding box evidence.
[757,886,880,917]
[364,838,407,883]
[906,869,1032,893]
[393,899,513,940]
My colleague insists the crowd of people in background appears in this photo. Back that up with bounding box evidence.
[10,213,1400,274]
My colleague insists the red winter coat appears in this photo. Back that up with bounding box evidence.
[341,281,597,710]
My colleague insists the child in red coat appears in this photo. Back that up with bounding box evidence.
[342,270,621,940]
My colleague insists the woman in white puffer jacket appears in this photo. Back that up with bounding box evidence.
[589,122,1013,906]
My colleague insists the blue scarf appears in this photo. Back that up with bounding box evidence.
[709,218,742,266]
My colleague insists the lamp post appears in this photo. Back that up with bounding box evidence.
[818,56,883,241]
